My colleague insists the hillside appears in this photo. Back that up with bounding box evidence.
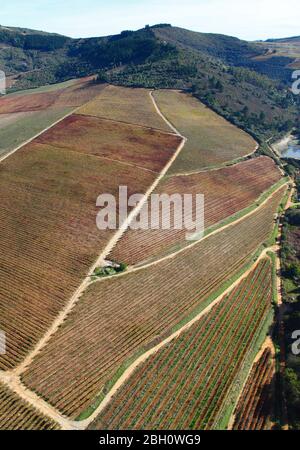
[0,24,299,141]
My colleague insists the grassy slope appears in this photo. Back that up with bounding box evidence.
[77,84,171,132]
[0,107,72,158]
[153,89,256,172]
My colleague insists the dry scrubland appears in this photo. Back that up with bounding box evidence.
[22,187,285,419]
[0,382,59,430]
[36,114,180,172]
[152,90,257,173]
[110,156,282,265]
[77,84,171,132]
[89,258,273,430]
[0,78,104,157]
[232,347,275,430]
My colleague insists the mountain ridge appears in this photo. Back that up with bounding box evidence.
[0,23,299,142]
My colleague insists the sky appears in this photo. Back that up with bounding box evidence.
[0,0,300,41]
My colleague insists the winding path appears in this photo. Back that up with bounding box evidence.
[0,88,290,431]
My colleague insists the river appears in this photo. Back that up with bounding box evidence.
[273,135,300,160]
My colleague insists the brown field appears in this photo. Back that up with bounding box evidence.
[77,84,172,131]
[36,114,181,172]
[0,139,157,370]
[153,90,257,173]
[0,79,106,158]
[110,156,282,265]
[233,348,275,430]
[89,259,273,430]
[22,187,285,419]
[0,382,59,430]
[0,78,104,114]
[0,90,61,113]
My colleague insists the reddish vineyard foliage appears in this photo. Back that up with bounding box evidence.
[0,135,159,370]
[110,156,282,265]
[0,383,59,430]
[36,114,181,172]
[88,258,273,430]
[22,188,285,419]
[0,79,104,114]
[233,348,275,430]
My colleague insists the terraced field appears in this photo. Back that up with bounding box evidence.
[77,84,171,131]
[152,90,257,173]
[110,156,282,265]
[0,382,59,430]
[232,347,275,430]
[88,258,273,430]
[22,187,285,419]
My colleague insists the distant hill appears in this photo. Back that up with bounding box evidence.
[0,24,299,142]
[266,36,300,43]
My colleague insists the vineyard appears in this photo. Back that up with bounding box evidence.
[232,347,275,430]
[0,383,59,430]
[0,77,104,157]
[0,77,103,114]
[77,84,171,131]
[152,90,257,173]
[35,114,181,172]
[88,258,273,430]
[22,187,285,419]
[110,156,282,265]
[0,86,183,370]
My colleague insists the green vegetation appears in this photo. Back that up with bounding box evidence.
[280,204,300,429]
[1,24,299,142]
[0,107,72,157]
[92,262,127,280]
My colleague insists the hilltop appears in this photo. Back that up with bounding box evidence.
[0,24,299,141]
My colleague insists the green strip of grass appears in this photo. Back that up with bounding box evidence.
[76,184,288,422]
[216,308,275,430]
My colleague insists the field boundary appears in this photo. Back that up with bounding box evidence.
[0,106,81,163]
[0,178,288,430]
[89,181,288,286]
[0,246,277,430]
[0,85,290,430]
[9,90,185,377]
[227,336,276,430]
[74,111,179,137]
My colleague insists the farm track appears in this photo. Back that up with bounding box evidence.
[109,156,282,266]
[19,185,286,420]
[99,181,287,281]
[0,87,290,430]
[0,183,288,425]
[5,91,184,377]
[0,245,278,430]
[87,257,274,430]
[229,339,276,430]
